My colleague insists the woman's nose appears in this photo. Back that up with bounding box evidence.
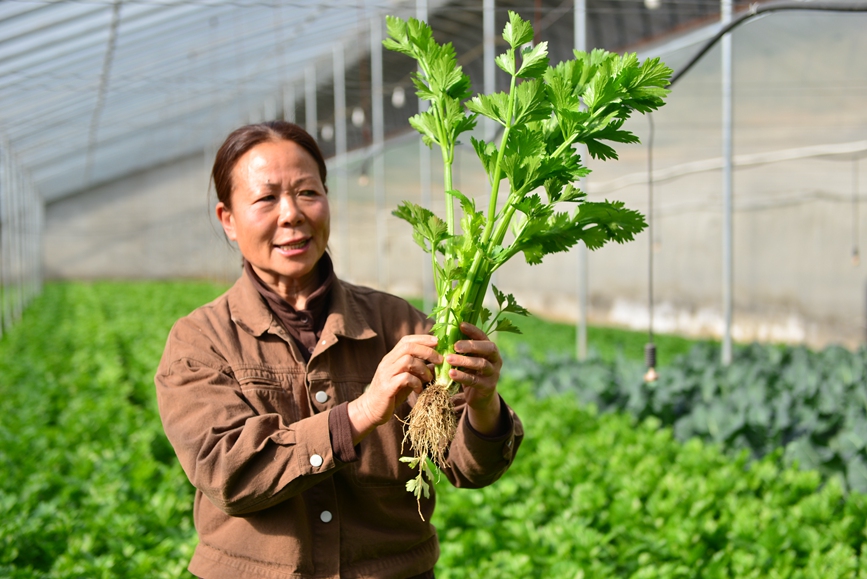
[278,195,304,226]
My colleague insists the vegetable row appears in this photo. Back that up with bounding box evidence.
[506,340,867,493]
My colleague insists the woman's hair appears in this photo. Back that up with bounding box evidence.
[212,121,327,208]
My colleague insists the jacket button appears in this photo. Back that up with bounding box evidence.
[310,454,323,467]
[320,510,333,523]
[315,391,329,403]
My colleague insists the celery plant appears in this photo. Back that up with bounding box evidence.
[384,12,671,504]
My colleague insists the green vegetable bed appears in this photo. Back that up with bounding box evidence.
[0,282,219,578]
[2,282,865,578]
[435,380,867,578]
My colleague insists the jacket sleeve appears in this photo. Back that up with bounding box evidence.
[440,392,524,489]
[154,318,350,517]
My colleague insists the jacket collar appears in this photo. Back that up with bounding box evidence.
[227,267,377,343]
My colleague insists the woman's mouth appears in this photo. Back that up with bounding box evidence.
[275,239,310,251]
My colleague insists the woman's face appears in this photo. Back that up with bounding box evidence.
[216,139,330,296]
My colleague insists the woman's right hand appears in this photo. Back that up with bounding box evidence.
[347,334,442,444]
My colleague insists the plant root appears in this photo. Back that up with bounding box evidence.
[404,380,457,471]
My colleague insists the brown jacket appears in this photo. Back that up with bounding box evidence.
[155,271,523,579]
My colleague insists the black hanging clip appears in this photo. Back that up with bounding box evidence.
[644,342,658,383]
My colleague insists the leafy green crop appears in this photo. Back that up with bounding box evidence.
[384,12,671,384]
[434,380,867,578]
[3,282,866,578]
[385,11,670,501]
[0,281,225,578]
[507,341,867,494]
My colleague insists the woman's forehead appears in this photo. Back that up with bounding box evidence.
[234,140,322,184]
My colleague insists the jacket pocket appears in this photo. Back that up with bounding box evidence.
[235,366,303,424]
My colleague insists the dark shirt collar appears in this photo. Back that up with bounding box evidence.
[243,255,335,324]
[227,255,377,347]
[242,255,335,357]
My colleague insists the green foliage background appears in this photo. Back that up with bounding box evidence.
[2,282,865,578]
[0,282,220,577]
[435,380,867,578]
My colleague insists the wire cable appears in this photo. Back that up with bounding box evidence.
[644,112,658,382]
[84,0,122,183]
[669,0,867,86]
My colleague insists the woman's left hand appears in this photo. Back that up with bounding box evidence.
[446,322,504,435]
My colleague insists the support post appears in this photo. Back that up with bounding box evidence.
[417,0,434,312]
[305,64,317,139]
[483,0,496,142]
[371,17,387,290]
[333,43,349,274]
[721,0,734,365]
[13,165,21,322]
[0,145,7,335]
[283,83,296,123]
[575,0,588,361]
[483,0,499,308]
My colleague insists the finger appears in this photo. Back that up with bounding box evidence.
[398,333,439,347]
[395,335,443,362]
[458,322,489,341]
[399,354,435,383]
[453,339,500,360]
[382,367,427,398]
[446,353,492,376]
[449,367,495,390]
[449,345,501,374]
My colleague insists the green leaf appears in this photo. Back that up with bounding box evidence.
[517,42,549,79]
[408,110,440,147]
[495,49,516,76]
[572,201,648,249]
[446,189,474,212]
[492,286,530,317]
[502,11,534,48]
[392,201,449,254]
[466,92,511,126]
[494,318,523,334]
[471,137,499,181]
[513,79,551,125]
[399,455,421,468]
[508,200,647,264]
[383,16,413,57]
[441,96,477,142]
[558,183,587,203]
[582,118,640,161]
[500,126,556,195]
[478,307,492,328]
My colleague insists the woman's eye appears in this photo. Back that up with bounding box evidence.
[257,194,276,203]
[300,190,319,197]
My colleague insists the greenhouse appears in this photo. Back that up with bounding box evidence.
[0,0,862,347]
[2,0,867,577]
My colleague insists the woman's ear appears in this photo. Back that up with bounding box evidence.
[216,202,237,241]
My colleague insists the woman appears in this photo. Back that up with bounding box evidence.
[155,121,523,579]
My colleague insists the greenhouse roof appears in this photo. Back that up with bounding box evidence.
[0,0,760,203]
[0,0,440,201]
